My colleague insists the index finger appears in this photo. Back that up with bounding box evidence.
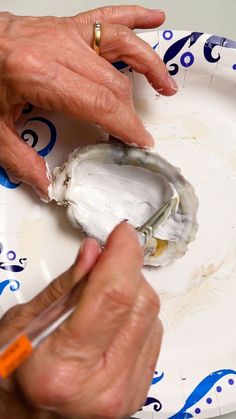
[66,222,143,355]
[19,62,154,147]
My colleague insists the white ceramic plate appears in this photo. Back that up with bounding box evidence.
[0,30,236,418]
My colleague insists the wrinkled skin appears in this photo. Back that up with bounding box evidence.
[0,223,163,419]
[0,5,177,198]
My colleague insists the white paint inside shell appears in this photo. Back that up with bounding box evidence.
[53,159,184,243]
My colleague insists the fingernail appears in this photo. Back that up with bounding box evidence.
[7,171,21,184]
[75,239,87,264]
[144,129,155,147]
[79,239,86,257]
[122,222,139,241]
[149,9,165,13]
[76,238,102,264]
[167,74,178,91]
[121,133,154,149]
[33,186,49,201]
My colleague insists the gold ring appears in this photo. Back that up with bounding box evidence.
[93,21,102,55]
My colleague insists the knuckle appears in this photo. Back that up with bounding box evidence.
[78,6,114,24]
[43,268,73,303]
[95,6,114,22]
[0,12,14,21]
[133,4,145,13]
[1,304,25,324]
[25,368,75,407]
[40,281,65,307]
[3,48,41,78]
[46,376,76,405]
[96,388,127,419]
[2,50,20,76]
[102,282,135,313]
[114,25,130,45]
[94,86,119,114]
[133,39,150,61]
[6,165,27,183]
[7,148,40,183]
[119,74,132,97]
[21,49,44,73]
[139,282,161,318]
[146,291,160,317]
[0,302,34,339]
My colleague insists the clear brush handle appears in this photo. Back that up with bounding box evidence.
[25,279,86,348]
[0,279,86,379]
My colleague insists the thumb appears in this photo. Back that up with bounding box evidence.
[0,121,49,198]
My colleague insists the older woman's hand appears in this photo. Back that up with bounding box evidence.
[0,6,177,198]
[0,223,162,418]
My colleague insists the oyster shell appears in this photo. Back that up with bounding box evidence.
[49,144,198,266]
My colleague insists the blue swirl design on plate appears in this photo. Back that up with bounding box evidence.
[0,107,57,189]
[0,242,27,295]
[169,369,236,419]
[163,32,236,75]
[152,370,164,385]
[21,116,57,157]
[113,31,236,78]
[204,36,236,63]
[0,279,20,294]
[163,32,203,75]
[138,371,164,412]
[0,168,19,189]
[140,397,162,412]
[113,42,158,71]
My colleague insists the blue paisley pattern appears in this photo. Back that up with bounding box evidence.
[163,31,236,75]
[169,369,236,418]
[140,397,162,412]
[0,104,57,189]
[204,36,236,63]
[140,368,236,416]
[0,242,27,295]
[138,371,164,412]
[152,370,164,385]
[163,32,203,75]
[113,31,236,77]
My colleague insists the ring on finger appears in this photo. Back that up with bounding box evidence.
[92,21,102,55]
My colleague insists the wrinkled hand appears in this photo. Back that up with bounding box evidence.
[0,6,177,198]
[0,223,162,419]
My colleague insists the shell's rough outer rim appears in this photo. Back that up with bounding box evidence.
[49,143,199,267]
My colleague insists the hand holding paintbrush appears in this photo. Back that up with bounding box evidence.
[0,222,163,418]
